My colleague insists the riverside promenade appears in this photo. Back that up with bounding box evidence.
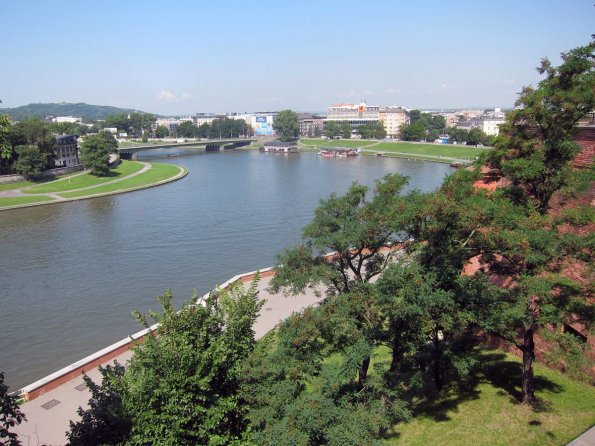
[14,269,323,446]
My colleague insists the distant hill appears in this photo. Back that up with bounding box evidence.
[0,103,147,122]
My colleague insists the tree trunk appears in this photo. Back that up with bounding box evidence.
[358,356,371,389]
[521,325,536,405]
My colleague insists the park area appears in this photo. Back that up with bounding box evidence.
[0,160,186,210]
[299,138,489,163]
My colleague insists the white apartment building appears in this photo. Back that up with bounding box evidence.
[326,102,380,127]
[378,107,408,138]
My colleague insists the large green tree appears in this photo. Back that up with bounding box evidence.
[340,121,352,139]
[69,280,263,445]
[154,125,169,138]
[12,145,48,179]
[488,40,595,213]
[323,121,341,139]
[270,174,418,297]
[80,134,110,176]
[273,110,300,142]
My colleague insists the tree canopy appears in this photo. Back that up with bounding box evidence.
[273,110,300,142]
[69,280,263,445]
[488,40,595,213]
[80,134,111,176]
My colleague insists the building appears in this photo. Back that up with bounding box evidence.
[54,135,79,167]
[326,102,380,130]
[261,141,298,153]
[249,113,277,137]
[51,116,82,124]
[299,113,325,137]
[155,117,193,133]
[378,107,408,138]
[456,115,506,136]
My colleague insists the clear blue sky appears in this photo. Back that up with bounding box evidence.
[0,0,593,115]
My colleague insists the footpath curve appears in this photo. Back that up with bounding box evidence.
[0,162,187,211]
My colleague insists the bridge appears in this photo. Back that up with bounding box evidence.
[118,138,256,159]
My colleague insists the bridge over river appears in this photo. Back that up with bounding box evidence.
[118,138,256,159]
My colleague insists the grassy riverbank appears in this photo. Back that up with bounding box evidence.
[25,161,144,193]
[0,161,186,210]
[299,138,488,162]
[59,162,182,198]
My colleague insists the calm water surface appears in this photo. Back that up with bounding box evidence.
[0,149,454,388]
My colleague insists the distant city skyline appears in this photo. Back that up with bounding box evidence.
[1,0,593,114]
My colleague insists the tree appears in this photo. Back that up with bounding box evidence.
[155,125,169,139]
[399,122,426,141]
[69,280,263,445]
[0,114,13,174]
[80,134,110,176]
[488,40,595,213]
[270,173,418,297]
[67,363,131,446]
[0,371,26,446]
[13,145,48,179]
[340,121,351,139]
[358,122,386,140]
[99,131,118,153]
[323,121,340,139]
[176,120,198,138]
[273,110,300,142]
[9,118,56,167]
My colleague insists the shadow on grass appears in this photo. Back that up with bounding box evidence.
[385,349,563,440]
[482,351,562,412]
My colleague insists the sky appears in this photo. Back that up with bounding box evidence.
[0,0,593,115]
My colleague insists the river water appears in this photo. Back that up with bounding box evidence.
[0,148,454,389]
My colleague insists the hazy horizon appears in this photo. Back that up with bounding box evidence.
[1,0,593,115]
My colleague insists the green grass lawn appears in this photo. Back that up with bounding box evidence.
[299,138,489,160]
[58,163,183,199]
[24,161,144,193]
[0,195,55,207]
[386,350,595,446]
[0,180,35,192]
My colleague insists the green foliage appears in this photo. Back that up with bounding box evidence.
[80,134,111,176]
[0,371,26,446]
[0,114,13,160]
[489,40,595,213]
[176,120,198,138]
[67,363,131,446]
[69,280,263,445]
[560,205,594,226]
[399,121,426,141]
[99,130,118,153]
[401,111,446,141]
[12,144,48,179]
[155,124,169,138]
[273,110,300,142]
[0,103,140,122]
[358,121,387,139]
[324,121,341,139]
[270,173,414,296]
[340,121,352,139]
[540,330,593,383]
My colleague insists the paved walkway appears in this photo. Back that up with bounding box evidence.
[14,275,322,446]
[567,426,595,446]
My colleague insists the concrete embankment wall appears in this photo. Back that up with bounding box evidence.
[17,245,398,401]
[17,267,276,401]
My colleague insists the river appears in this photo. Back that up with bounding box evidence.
[0,148,454,389]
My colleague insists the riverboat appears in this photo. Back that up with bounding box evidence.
[318,149,334,158]
[318,147,359,158]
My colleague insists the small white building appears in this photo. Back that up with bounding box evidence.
[52,116,82,124]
